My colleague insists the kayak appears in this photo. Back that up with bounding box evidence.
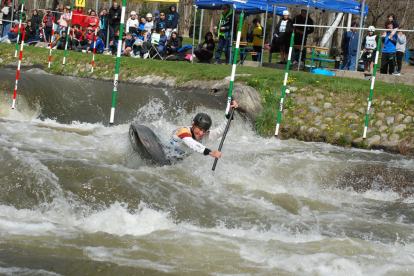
[129,124,171,166]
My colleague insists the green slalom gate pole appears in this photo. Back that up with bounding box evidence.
[109,0,126,124]
[225,11,244,116]
[63,4,74,65]
[275,33,295,136]
[363,39,381,139]
[14,0,25,58]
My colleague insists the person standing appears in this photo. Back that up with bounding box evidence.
[380,21,398,75]
[394,27,406,75]
[1,2,13,38]
[57,6,70,36]
[165,4,179,39]
[108,1,121,41]
[99,8,108,43]
[292,9,314,64]
[274,10,293,64]
[30,9,42,28]
[72,6,85,29]
[42,8,54,43]
[251,18,263,62]
[213,4,233,65]
[341,23,359,71]
[361,26,378,74]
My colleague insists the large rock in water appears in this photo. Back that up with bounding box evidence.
[233,86,263,121]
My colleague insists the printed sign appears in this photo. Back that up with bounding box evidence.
[76,0,85,7]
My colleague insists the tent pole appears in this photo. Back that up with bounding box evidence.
[95,0,98,14]
[297,0,311,71]
[198,9,204,45]
[229,4,235,65]
[269,5,276,63]
[319,11,324,47]
[192,5,197,64]
[355,0,366,71]
[260,4,268,67]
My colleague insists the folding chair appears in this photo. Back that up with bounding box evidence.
[149,33,162,60]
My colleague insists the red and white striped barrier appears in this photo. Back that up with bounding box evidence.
[12,30,26,109]
[48,16,56,69]
[91,29,97,73]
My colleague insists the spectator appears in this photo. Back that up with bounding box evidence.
[157,30,168,58]
[30,9,42,28]
[213,4,233,65]
[57,6,70,36]
[126,11,138,33]
[194,31,215,63]
[275,10,293,64]
[1,20,21,43]
[236,16,248,42]
[394,27,406,75]
[154,11,160,22]
[85,10,99,31]
[122,32,134,56]
[251,18,263,62]
[380,21,398,75]
[361,26,378,74]
[26,23,46,44]
[135,29,152,58]
[72,7,85,29]
[341,22,358,71]
[2,2,13,38]
[292,9,314,64]
[87,8,92,16]
[166,4,179,39]
[107,28,119,55]
[16,4,27,22]
[70,24,84,49]
[24,20,36,41]
[99,8,108,41]
[108,1,121,41]
[50,31,60,44]
[74,27,94,52]
[145,13,153,32]
[96,26,105,41]
[164,31,181,58]
[70,24,84,40]
[155,11,167,33]
[42,8,54,42]
[138,16,146,33]
[52,30,70,49]
[89,34,105,53]
[53,3,64,32]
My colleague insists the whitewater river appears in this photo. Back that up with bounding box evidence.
[1,68,414,275]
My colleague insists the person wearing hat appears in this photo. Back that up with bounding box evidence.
[74,26,94,52]
[72,6,86,29]
[170,100,238,159]
[144,13,153,32]
[154,11,160,22]
[1,1,13,38]
[85,9,99,31]
[361,26,379,74]
[126,11,139,33]
[42,8,54,42]
[274,10,293,64]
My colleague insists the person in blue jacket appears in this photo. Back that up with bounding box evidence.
[166,4,179,39]
[155,12,168,33]
[89,37,105,53]
[341,22,359,70]
[213,4,234,65]
[380,21,398,75]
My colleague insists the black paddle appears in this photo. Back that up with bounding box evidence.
[212,108,236,171]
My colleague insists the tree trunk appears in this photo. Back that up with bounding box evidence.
[178,0,193,38]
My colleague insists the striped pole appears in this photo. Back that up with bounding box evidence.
[63,4,74,65]
[225,11,244,116]
[14,0,25,57]
[109,0,126,124]
[12,31,26,109]
[91,29,97,73]
[48,16,56,68]
[275,33,295,136]
[363,39,381,139]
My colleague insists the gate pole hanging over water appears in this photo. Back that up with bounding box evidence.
[91,28,98,73]
[109,0,126,124]
[363,39,381,139]
[63,4,74,65]
[48,16,56,68]
[12,31,26,109]
[275,33,295,136]
[14,0,25,58]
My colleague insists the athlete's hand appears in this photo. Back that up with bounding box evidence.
[210,151,221,158]
[229,100,238,112]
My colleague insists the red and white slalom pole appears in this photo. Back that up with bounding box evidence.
[48,16,56,69]
[91,29,97,73]
[12,31,26,109]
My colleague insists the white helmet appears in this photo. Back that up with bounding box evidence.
[368,26,375,32]
[131,11,136,15]
[283,10,289,16]
[146,13,153,18]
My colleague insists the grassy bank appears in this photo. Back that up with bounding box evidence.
[1,43,413,152]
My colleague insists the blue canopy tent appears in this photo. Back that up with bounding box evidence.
[191,0,287,63]
[263,0,369,68]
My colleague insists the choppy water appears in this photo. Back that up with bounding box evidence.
[1,68,414,276]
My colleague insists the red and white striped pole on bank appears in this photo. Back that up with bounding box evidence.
[48,16,56,68]
[91,29,97,73]
[12,30,26,109]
